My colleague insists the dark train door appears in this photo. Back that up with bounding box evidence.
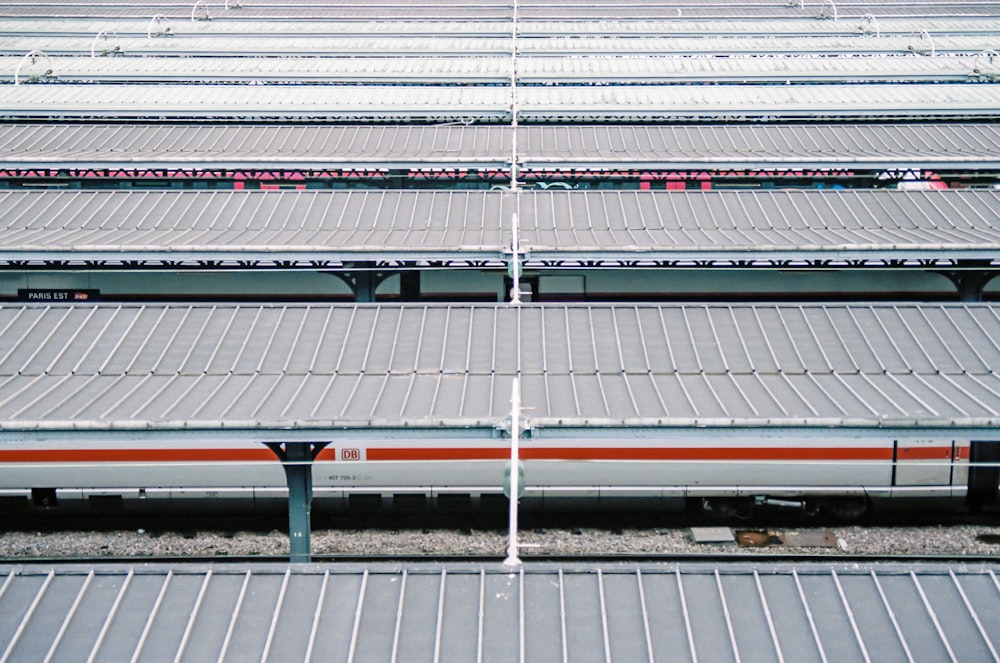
[968,441,1000,509]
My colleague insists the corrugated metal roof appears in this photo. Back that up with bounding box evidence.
[1,123,996,172]
[518,190,1000,262]
[0,302,998,430]
[0,190,996,265]
[0,6,516,20]
[0,85,512,123]
[522,17,1000,35]
[517,55,999,84]
[3,84,998,123]
[0,2,995,20]
[0,35,515,56]
[5,54,993,85]
[4,17,998,37]
[2,33,994,56]
[0,190,512,263]
[517,34,997,55]
[1,55,514,85]
[517,84,1000,123]
[0,19,515,37]
[0,124,512,170]
[516,5,1000,20]
[519,123,1000,170]
[1,561,998,663]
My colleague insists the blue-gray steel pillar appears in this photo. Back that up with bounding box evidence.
[353,271,377,303]
[325,265,396,303]
[266,442,329,563]
[940,262,997,303]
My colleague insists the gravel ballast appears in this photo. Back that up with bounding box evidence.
[2,524,998,559]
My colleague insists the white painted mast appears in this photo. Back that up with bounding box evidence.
[504,376,522,567]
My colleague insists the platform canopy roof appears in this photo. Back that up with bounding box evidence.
[1,561,999,663]
[3,83,998,123]
[3,17,998,37]
[519,123,1000,171]
[0,302,997,432]
[516,189,1000,266]
[2,33,996,57]
[3,123,998,172]
[6,54,994,85]
[0,190,511,266]
[0,124,512,171]
[0,0,995,19]
[0,190,996,268]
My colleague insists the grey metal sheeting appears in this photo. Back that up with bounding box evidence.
[0,124,513,170]
[516,55,1000,84]
[517,35,997,55]
[0,3,996,19]
[0,190,996,264]
[1,561,999,663]
[516,84,1000,122]
[0,302,998,429]
[517,190,1000,261]
[1,0,997,20]
[2,123,997,172]
[0,85,512,123]
[0,19,517,37]
[0,85,512,122]
[0,35,518,56]
[1,34,995,55]
[3,84,999,122]
[2,55,515,85]
[519,123,1000,170]
[0,190,512,263]
[4,18,1000,37]
[5,54,995,85]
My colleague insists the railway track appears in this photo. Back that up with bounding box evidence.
[2,507,998,561]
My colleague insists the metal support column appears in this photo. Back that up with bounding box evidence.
[325,263,398,303]
[353,271,377,303]
[265,441,329,563]
[940,266,997,303]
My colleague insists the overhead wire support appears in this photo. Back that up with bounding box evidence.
[504,377,522,568]
[510,0,519,194]
[507,0,524,306]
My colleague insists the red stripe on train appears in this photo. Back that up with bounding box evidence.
[367,447,895,462]
[0,449,276,463]
[0,447,896,463]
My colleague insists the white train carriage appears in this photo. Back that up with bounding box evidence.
[0,429,996,515]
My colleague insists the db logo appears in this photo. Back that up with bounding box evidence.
[341,448,361,461]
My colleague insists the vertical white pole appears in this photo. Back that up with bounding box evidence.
[504,377,521,567]
[510,0,518,192]
[510,212,521,305]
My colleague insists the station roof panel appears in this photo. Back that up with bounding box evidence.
[0,123,512,169]
[4,17,999,37]
[0,84,512,122]
[0,302,997,430]
[4,83,996,123]
[4,54,993,85]
[517,190,1000,261]
[1,123,996,172]
[2,33,995,56]
[1,55,514,84]
[517,84,1000,123]
[519,123,1000,169]
[1,561,999,663]
[0,190,513,262]
[2,190,995,266]
[0,1,996,19]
